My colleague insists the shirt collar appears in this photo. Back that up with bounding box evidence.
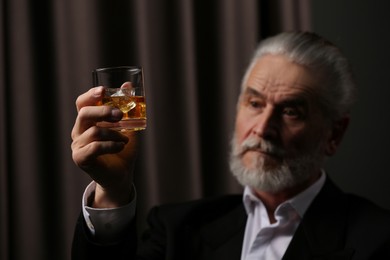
[243,170,326,218]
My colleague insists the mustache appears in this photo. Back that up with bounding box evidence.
[235,136,285,158]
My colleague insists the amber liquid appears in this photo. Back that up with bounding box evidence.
[98,95,147,131]
[102,95,146,119]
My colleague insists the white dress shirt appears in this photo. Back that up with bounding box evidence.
[82,182,136,244]
[82,171,326,256]
[241,172,326,260]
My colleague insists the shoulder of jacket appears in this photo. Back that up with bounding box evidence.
[147,194,244,225]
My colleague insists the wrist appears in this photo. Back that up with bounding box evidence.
[93,182,134,208]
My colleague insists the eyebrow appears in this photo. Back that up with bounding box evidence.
[243,86,264,98]
[243,86,308,107]
[279,98,307,107]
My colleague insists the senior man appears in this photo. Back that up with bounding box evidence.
[71,31,390,259]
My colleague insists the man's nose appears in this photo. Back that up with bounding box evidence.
[252,107,278,139]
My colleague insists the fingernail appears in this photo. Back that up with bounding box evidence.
[111,108,123,119]
[93,87,104,97]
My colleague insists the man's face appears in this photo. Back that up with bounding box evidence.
[230,54,332,192]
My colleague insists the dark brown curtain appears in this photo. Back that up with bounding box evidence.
[0,0,311,259]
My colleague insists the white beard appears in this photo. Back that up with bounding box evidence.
[229,135,324,193]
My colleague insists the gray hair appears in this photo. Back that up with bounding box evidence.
[241,31,356,120]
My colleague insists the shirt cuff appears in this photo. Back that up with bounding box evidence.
[82,181,136,244]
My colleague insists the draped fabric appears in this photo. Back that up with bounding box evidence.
[0,0,311,259]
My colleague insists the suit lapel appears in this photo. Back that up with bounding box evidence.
[283,177,355,260]
[185,177,356,260]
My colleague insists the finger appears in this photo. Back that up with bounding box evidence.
[71,106,123,139]
[72,140,127,168]
[71,127,131,167]
[120,82,136,95]
[120,81,134,89]
[75,87,105,112]
[81,126,129,145]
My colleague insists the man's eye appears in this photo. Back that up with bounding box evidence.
[283,107,301,118]
[249,100,261,108]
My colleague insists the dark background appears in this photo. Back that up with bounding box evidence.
[312,1,390,210]
[1,1,390,260]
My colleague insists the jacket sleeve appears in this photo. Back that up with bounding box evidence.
[71,213,138,260]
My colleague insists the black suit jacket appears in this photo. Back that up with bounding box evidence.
[72,178,390,259]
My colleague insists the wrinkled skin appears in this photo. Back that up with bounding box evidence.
[71,86,138,208]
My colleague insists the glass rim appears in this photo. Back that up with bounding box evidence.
[93,66,142,73]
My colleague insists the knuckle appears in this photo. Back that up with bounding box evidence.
[71,127,78,140]
[88,126,101,139]
[71,149,84,167]
[77,106,89,119]
[87,141,102,155]
[75,96,82,110]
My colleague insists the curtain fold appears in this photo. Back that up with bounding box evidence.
[0,0,311,259]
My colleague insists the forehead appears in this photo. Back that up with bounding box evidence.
[244,54,321,101]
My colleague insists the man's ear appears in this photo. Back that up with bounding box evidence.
[325,115,350,156]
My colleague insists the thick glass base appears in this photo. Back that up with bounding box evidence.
[97,118,147,131]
